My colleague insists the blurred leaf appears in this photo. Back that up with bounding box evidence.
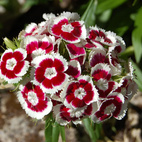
[132,28,142,63]
[105,5,133,36]
[132,61,142,91]
[120,46,134,59]
[60,126,66,142]
[81,0,97,26]
[83,118,97,142]
[134,6,142,27]
[96,0,127,14]
[132,7,142,63]
[22,0,39,12]
[97,9,112,23]
[0,0,8,5]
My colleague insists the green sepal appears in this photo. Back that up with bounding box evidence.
[3,37,17,50]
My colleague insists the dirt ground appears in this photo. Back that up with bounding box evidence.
[0,79,142,142]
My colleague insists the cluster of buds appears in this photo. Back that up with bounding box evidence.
[0,12,137,125]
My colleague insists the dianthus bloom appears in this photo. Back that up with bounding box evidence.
[0,11,137,124]
[31,53,69,94]
[0,48,29,83]
[17,82,52,119]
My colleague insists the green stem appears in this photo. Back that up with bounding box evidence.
[83,118,97,142]
[52,122,60,142]
[45,114,53,142]
[60,126,66,142]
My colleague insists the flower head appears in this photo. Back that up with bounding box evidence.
[49,16,86,43]
[0,48,29,83]
[17,82,52,119]
[31,53,68,94]
[61,75,98,109]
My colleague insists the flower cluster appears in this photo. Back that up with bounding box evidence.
[0,12,137,125]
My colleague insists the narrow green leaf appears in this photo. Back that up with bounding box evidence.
[60,126,66,142]
[95,123,102,139]
[132,28,142,63]
[132,61,142,91]
[52,122,60,142]
[81,0,97,26]
[45,115,53,142]
[96,0,127,14]
[83,118,97,142]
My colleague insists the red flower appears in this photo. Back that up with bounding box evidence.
[49,16,86,43]
[53,103,97,125]
[31,53,68,94]
[92,93,126,122]
[0,48,29,83]
[17,82,52,119]
[61,76,98,109]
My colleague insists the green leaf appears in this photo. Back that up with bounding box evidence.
[52,122,60,142]
[81,0,97,26]
[132,7,142,63]
[135,7,142,27]
[83,118,97,142]
[132,28,142,63]
[60,126,66,142]
[132,61,142,91]
[96,0,127,14]
[45,115,53,142]
[22,0,39,12]
[0,0,8,5]
[120,46,134,60]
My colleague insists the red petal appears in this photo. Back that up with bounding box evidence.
[83,91,94,104]
[61,32,78,42]
[0,62,7,75]
[6,70,17,79]
[39,58,53,68]
[84,104,93,115]
[72,98,85,108]
[53,58,64,72]
[66,93,75,104]
[42,78,53,89]
[90,53,106,67]
[26,41,38,54]
[34,85,45,100]
[35,67,45,83]
[92,70,111,81]
[67,43,85,57]
[13,51,24,61]
[52,18,68,36]
[2,52,13,62]
[65,65,80,78]
[71,22,82,37]
[14,61,24,74]
[51,72,65,86]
